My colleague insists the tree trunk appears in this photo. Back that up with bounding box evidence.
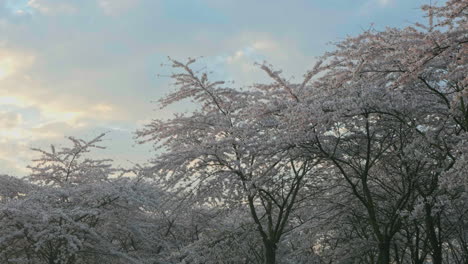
[377,240,391,264]
[431,249,443,264]
[425,204,443,264]
[429,237,442,264]
[263,240,276,264]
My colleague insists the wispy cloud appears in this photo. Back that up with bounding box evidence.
[378,0,394,7]
[27,0,77,15]
[97,0,141,15]
[0,48,35,80]
[359,0,396,15]
[0,111,23,129]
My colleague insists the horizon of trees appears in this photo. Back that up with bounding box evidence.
[0,0,467,263]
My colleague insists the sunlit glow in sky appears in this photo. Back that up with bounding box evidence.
[0,0,439,175]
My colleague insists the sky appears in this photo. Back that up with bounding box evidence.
[0,0,438,176]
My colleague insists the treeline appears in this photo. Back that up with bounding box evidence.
[1,0,467,263]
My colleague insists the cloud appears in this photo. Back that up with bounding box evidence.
[0,46,139,175]
[93,103,113,113]
[0,111,23,129]
[0,49,35,80]
[359,0,396,15]
[0,47,129,125]
[31,121,86,138]
[27,0,77,15]
[0,97,29,107]
[198,32,316,86]
[224,39,279,65]
[97,0,140,15]
[378,0,393,7]
[0,111,37,176]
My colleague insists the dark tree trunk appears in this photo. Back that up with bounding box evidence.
[431,249,443,264]
[425,204,443,264]
[377,240,391,264]
[263,240,276,264]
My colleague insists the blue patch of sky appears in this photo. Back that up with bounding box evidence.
[4,0,34,15]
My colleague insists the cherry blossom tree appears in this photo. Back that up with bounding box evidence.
[0,1,466,263]
[27,134,114,187]
[137,58,326,264]
[275,1,467,263]
[0,136,183,264]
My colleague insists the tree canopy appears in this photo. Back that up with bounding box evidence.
[1,0,467,263]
